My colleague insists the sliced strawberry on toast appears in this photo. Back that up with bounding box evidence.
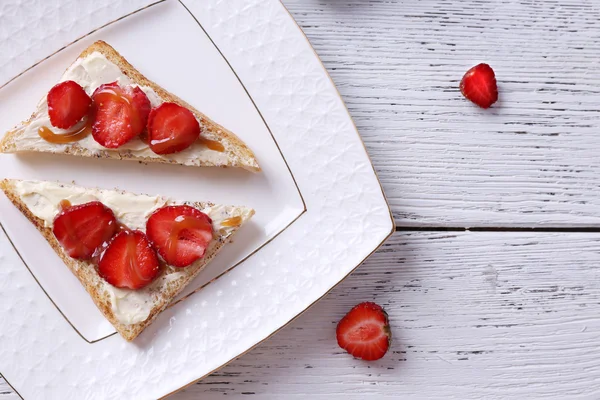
[98,230,161,290]
[53,201,117,260]
[146,205,213,267]
[47,80,91,129]
[90,82,151,148]
[0,179,255,341]
[0,40,260,172]
[147,103,201,155]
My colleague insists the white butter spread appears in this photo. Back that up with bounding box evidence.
[13,180,250,325]
[14,180,166,230]
[16,51,231,166]
[107,271,186,325]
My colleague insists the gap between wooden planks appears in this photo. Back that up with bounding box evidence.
[3,231,599,400]
[173,231,600,399]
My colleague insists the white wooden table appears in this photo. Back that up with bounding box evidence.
[3,0,600,398]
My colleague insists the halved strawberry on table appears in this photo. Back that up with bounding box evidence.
[460,63,498,109]
[98,230,161,290]
[53,201,117,260]
[336,302,392,361]
[147,102,200,155]
[47,80,92,129]
[146,205,213,268]
[90,81,151,148]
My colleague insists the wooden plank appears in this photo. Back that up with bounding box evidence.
[166,232,599,399]
[282,0,600,227]
[7,231,595,399]
[3,232,599,398]
[0,383,16,400]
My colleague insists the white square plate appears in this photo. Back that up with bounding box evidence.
[0,0,393,398]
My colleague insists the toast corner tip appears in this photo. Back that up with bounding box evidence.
[91,40,114,51]
[0,178,12,193]
[0,134,12,154]
[244,159,261,173]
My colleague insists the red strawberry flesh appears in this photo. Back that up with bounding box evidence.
[98,230,160,290]
[336,302,391,361]
[147,102,200,155]
[53,201,117,260]
[90,82,151,148]
[460,63,498,109]
[146,205,213,268]
[47,80,92,129]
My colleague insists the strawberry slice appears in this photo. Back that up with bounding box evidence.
[53,201,117,260]
[47,80,92,129]
[146,205,213,268]
[98,230,160,290]
[460,63,498,109]
[90,82,151,148]
[147,103,200,155]
[336,302,391,361]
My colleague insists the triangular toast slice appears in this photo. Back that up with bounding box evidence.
[0,41,260,172]
[1,178,255,340]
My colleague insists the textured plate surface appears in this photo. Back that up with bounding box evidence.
[0,0,393,399]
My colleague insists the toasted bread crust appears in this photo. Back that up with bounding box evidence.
[0,41,260,172]
[1,179,254,340]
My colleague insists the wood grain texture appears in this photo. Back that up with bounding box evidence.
[171,232,600,398]
[3,0,600,398]
[167,232,600,399]
[0,379,16,400]
[5,232,597,399]
[283,0,600,227]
